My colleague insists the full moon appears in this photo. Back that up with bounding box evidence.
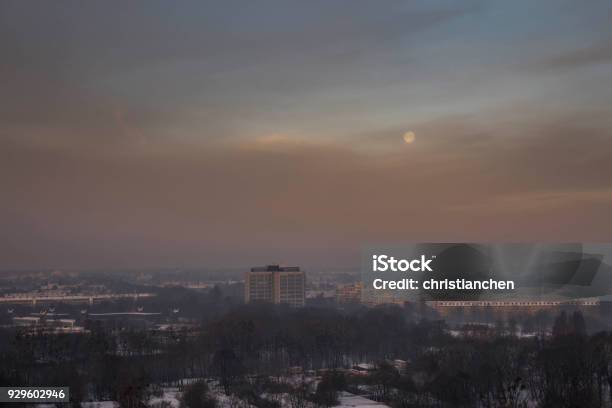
[403,131,416,144]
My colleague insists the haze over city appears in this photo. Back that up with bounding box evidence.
[2,0,612,269]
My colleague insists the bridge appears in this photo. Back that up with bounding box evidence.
[0,293,156,306]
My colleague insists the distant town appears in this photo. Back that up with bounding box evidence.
[1,265,610,407]
[0,264,605,336]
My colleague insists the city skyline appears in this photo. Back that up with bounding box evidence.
[1,1,612,269]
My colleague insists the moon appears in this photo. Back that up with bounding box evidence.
[403,131,416,144]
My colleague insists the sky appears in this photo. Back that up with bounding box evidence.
[1,0,612,269]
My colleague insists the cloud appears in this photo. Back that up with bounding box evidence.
[1,106,612,268]
[0,1,479,145]
[532,41,612,71]
[1,1,612,268]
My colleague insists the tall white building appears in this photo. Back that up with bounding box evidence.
[245,265,305,307]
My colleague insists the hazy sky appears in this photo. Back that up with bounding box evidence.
[1,1,612,269]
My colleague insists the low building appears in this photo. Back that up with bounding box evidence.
[336,282,363,304]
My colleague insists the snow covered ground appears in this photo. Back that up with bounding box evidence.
[34,380,388,408]
[34,403,118,408]
[336,392,390,408]
[148,387,181,408]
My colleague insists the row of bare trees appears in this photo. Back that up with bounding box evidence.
[1,300,611,407]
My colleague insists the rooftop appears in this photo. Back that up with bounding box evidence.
[250,265,301,272]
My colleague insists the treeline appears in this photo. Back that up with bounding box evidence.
[1,304,612,407]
